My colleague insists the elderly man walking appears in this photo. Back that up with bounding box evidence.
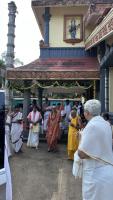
[78,99,113,200]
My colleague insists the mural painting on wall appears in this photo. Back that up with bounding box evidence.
[64,15,83,44]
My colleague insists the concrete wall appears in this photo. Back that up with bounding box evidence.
[109,68,113,112]
[49,7,88,47]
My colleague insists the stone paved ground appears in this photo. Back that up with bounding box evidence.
[10,143,82,200]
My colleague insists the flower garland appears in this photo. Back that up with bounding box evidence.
[8,80,93,91]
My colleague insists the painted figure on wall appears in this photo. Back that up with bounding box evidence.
[69,19,77,39]
[69,19,80,39]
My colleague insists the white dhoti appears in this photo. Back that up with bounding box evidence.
[27,130,39,147]
[78,116,113,200]
[82,159,113,200]
[27,111,42,148]
[5,130,12,157]
[5,115,12,157]
[11,124,23,152]
[11,112,23,153]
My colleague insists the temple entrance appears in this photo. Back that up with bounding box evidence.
[9,79,100,141]
[11,79,100,110]
[6,56,100,141]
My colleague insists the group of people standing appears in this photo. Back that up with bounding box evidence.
[5,97,113,200]
[42,99,85,154]
[5,98,104,161]
[27,100,85,153]
[27,101,64,152]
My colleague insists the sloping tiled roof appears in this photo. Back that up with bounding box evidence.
[6,58,100,80]
[32,0,113,7]
[7,58,99,71]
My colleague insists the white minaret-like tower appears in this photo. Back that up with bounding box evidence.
[6,1,17,68]
[5,1,17,107]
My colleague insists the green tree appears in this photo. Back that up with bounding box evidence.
[1,51,24,67]
[14,58,24,67]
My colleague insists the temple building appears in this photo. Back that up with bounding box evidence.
[85,7,113,112]
[6,0,113,120]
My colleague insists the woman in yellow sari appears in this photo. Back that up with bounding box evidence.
[67,110,81,160]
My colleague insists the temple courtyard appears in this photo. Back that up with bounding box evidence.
[10,143,82,200]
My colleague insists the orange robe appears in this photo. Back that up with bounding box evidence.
[46,111,60,150]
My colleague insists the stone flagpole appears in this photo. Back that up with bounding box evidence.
[5,1,17,107]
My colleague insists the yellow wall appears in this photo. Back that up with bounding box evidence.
[49,7,88,47]
[109,68,113,112]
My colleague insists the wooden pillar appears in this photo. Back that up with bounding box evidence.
[23,81,31,138]
[37,87,43,112]
[105,67,109,112]
[93,80,96,99]
[23,89,30,120]
[100,67,105,112]
[98,41,106,112]
[43,7,51,46]
[5,81,13,109]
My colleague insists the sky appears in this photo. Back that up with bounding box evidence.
[0,0,42,65]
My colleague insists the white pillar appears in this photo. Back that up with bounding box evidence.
[5,1,17,107]
[6,1,17,68]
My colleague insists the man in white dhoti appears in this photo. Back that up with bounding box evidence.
[78,99,113,200]
[27,106,42,149]
[10,105,23,153]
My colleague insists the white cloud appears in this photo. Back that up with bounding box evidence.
[0,0,42,65]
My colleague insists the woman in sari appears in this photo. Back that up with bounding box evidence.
[46,106,61,152]
[10,105,23,153]
[78,99,113,200]
[67,110,81,160]
[27,105,42,149]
